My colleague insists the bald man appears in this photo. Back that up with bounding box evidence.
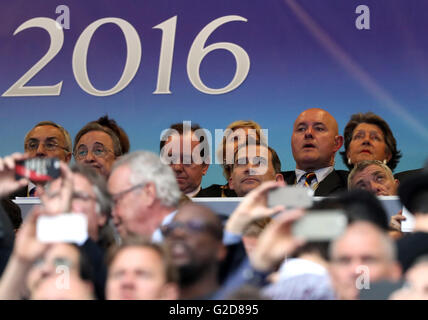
[282,108,348,196]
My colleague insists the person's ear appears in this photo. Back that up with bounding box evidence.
[143,182,157,207]
[228,177,234,190]
[275,173,284,182]
[201,163,209,175]
[334,135,344,151]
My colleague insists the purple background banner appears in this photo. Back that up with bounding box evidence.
[1,0,427,186]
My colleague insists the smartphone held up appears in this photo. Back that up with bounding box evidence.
[15,157,61,183]
[268,185,348,242]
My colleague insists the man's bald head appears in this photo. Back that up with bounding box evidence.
[174,203,223,241]
[295,108,339,133]
[291,108,343,171]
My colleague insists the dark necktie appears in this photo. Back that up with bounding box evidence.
[304,172,317,189]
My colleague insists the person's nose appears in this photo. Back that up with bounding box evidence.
[369,181,383,194]
[84,150,96,163]
[120,272,136,288]
[168,224,188,240]
[171,163,184,173]
[362,135,372,146]
[36,143,47,157]
[304,127,314,138]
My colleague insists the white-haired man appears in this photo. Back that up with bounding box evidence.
[107,151,182,242]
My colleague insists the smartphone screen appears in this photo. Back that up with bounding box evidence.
[292,210,347,242]
[15,157,61,183]
[36,213,88,245]
[268,186,313,209]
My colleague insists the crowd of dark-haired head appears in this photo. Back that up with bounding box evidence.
[1,108,428,300]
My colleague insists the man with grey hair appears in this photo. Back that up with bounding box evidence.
[24,121,72,163]
[11,121,72,198]
[107,151,181,242]
[348,160,399,196]
[329,221,402,300]
[348,160,404,234]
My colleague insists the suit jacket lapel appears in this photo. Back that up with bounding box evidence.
[314,170,342,196]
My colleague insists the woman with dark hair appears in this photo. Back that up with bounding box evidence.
[341,112,402,171]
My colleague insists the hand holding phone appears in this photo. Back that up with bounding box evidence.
[0,153,30,198]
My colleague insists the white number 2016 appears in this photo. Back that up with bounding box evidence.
[2,15,249,97]
[72,18,142,96]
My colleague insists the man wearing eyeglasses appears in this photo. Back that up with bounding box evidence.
[73,123,123,178]
[11,121,72,197]
[24,121,72,163]
[107,151,182,242]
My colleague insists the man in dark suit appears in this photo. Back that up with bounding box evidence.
[282,108,348,196]
[160,122,210,198]
[394,168,424,184]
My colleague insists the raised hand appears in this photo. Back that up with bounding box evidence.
[0,153,30,197]
[251,209,306,272]
[37,162,73,215]
[225,180,286,235]
[390,210,406,232]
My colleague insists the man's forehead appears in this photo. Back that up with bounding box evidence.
[236,145,270,158]
[166,132,202,153]
[78,130,113,146]
[109,165,131,187]
[27,125,64,141]
[175,204,216,222]
[117,246,160,262]
[294,109,336,128]
[167,131,199,142]
[359,165,391,179]
[48,243,79,258]
[335,222,383,249]
[73,173,95,192]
